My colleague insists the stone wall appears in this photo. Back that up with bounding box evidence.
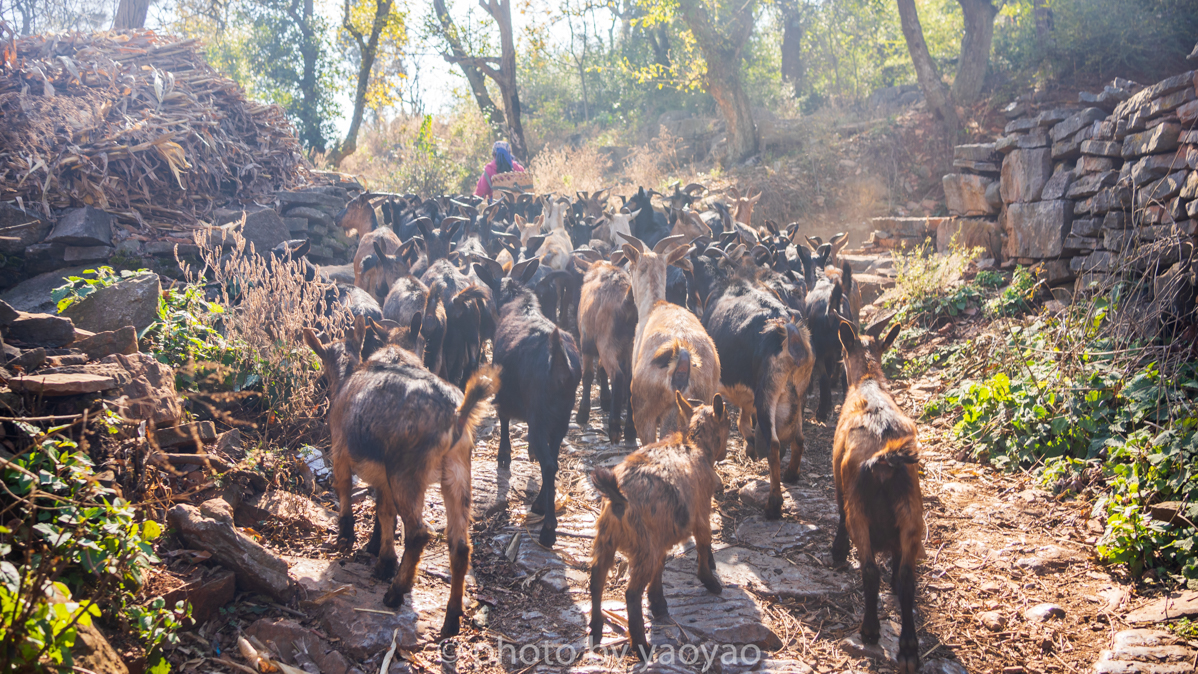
[0,172,360,293]
[868,69,1198,303]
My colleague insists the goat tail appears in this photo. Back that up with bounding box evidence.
[859,440,920,487]
[650,340,693,393]
[452,284,489,310]
[454,364,501,442]
[591,467,627,519]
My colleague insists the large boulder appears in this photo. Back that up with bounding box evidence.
[1004,200,1073,259]
[1000,149,1052,204]
[0,203,52,255]
[44,206,114,247]
[2,311,76,347]
[938,218,1003,260]
[942,174,997,216]
[61,273,160,334]
[101,352,182,426]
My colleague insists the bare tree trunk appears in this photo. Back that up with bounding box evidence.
[433,0,506,130]
[328,0,393,166]
[112,0,149,29]
[895,0,958,140]
[779,0,805,99]
[952,0,998,104]
[444,0,527,159]
[1033,0,1053,56]
[675,0,759,165]
[646,25,671,68]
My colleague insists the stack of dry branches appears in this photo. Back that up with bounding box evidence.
[0,29,309,230]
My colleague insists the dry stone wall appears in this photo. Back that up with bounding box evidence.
[868,69,1198,303]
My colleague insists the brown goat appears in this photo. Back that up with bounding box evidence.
[727,186,762,231]
[337,190,378,238]
[303,316,499,638]
[621,234,721,443]
[354,232,403,300]
[831,319,925,674]
[589,392,730,660]
[576,260,638,443]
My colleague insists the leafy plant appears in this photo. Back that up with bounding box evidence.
[1,429,172,671]
[51,266,151,313]
[128,597,189,674]
[985,265,1038,316]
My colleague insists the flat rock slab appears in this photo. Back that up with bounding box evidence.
[1125,590,1198,624]
[733,516,819,551]
[1094,629,1198,674]
[671,546,850,599]
[321,595,419,660]
[494,512,596,593]
[154,421,216,450]
[646,566,781,649]
[461,458,543,519]
[73,326,137,360]
[8,372,118,395]
[238,491,339,531]
[168,504,295,602]
[4,312,76,347]
[839,620,905,664]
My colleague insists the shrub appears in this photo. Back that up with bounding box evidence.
[887,239,985,325]
[51,266,152,313]
[0,427,181,671]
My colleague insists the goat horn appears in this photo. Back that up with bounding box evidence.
[652,234,687,255]
[617,232,646,253]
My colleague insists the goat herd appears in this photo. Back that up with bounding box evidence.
[290,183,927,673]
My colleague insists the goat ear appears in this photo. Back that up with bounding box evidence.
[880,323,902,355]
[628,208,641,220]
[838,319,858,352]
[472,263,498,289]
[841,261,853,291]
[525,236,545,256]
[293,239,311,258]
[410,311,423,338]
[374,240,387,259]
[666,244,690,267]
[675,391,694,424]
[611,251,627,266]
[347,314,367,360]
[621,243,640,266]
[302,328,326,359]
[360,254,378,272]
[712,393,725,419]
[415,217,433,241]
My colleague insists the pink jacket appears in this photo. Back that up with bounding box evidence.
[474,159,525,199]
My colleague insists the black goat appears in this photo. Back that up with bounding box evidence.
[474,258,582,548]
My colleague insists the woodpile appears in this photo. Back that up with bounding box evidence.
[0,30,309,231]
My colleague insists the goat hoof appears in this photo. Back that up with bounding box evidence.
[365,529,382,557]
[895,651,920,674]
[538,527,557,548]
[381,586,407,608]
[764,495,784,521]
[575,411,588,426]
[497,452,511,469]
[372,555,397,581]
[439,612,462,639]
[860,626,880,645]
[782,470,801,484]
[649,603,669,619]
[608,427,622,444]
[701,577,723,594]
[588,629,603,650]
[633,642,651,662]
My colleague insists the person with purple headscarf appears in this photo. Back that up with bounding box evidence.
[474,140,525,200]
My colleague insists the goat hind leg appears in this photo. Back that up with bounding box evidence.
[439,450,473,639]
[332,448,355,550]
[647,553,669,618]
[831,488,851,566]
[860,555,882,645]
[576,355,594,426]
[588,536,617,648]
[383,482,430,608]
[497,415,512,468]
[895,558,920,674]
[694,511,722,594]
[597,366,611,410]
[371,494,399,581]
[625,563,653,661]
[782,418,805,484]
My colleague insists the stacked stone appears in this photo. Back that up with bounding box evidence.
[272,185,359,263]
[941,143,1003,260]
[865,217,947,251]
[1068,71,1198,290]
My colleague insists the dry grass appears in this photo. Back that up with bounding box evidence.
[891,238,983,307]
[184,226,350,424]
[528,144,611,195]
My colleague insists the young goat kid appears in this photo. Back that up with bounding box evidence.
[303,316,499,638]
[589,392,730,660]
[831,320,925,674]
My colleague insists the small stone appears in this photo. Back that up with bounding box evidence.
[73,326,138,360]
[62,245,114,262]
[1024,603,1066,622]
[45,206,114,247]
[8,372,119,395]
[978,610,1007,631]
[738,479,771,509]
[4,311,76,347]
[320,596,418,660]
[155,421,217,451]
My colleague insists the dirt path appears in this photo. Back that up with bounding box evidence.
[257,352,1155,674]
